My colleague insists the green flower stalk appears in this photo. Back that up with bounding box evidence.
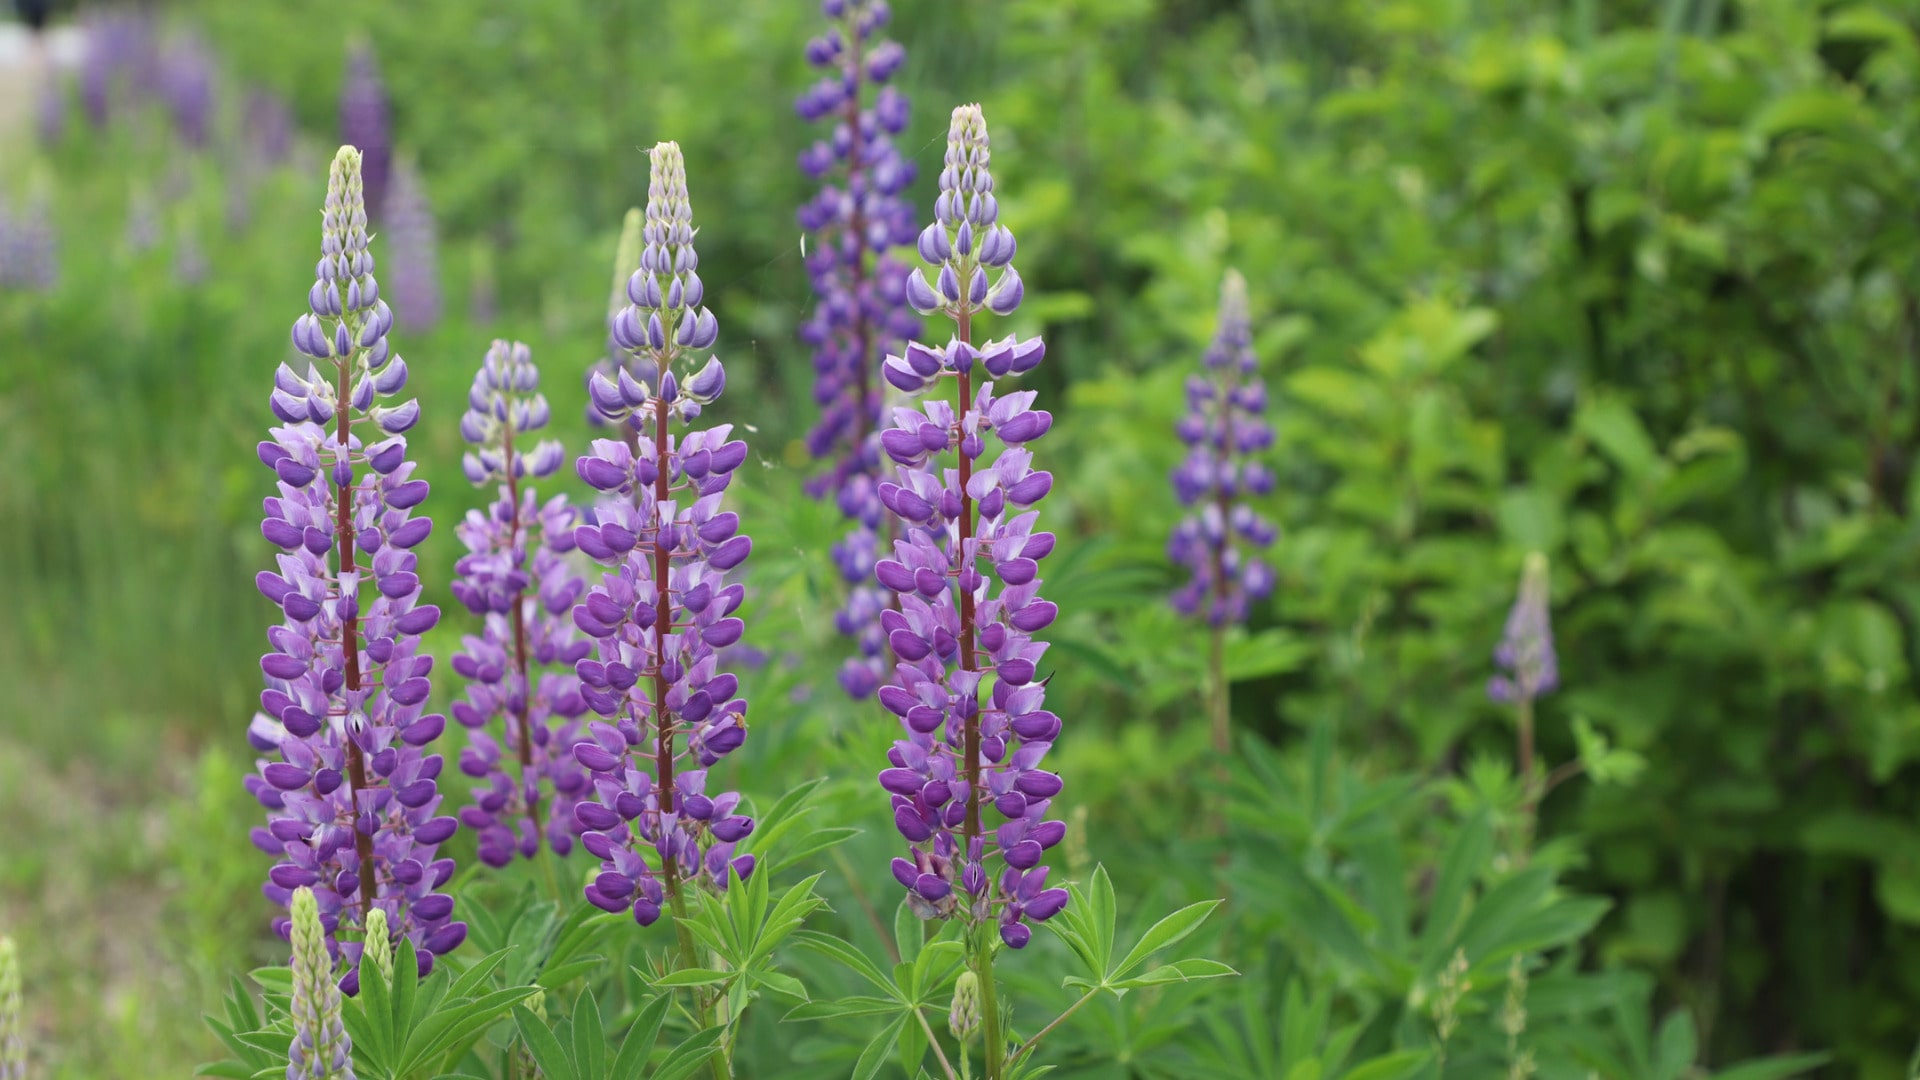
[0,936,22,1080]
[288,888,355,1080]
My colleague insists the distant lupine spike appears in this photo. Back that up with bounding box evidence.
[795,0,923,701]
[583,208,645,427]
[247,88,296,167]
[338,42,391,224]
[125,182,160,254]
[36,71,65,147]
[875,104,1067,952]
[468,240,498,327]
[451,339,593,869]
[571,142,757,925]
[159,30,215,149]
[0,190,58,293]
[383,159,442,334]
[249,147,463,991]
[0,935,21,1080]
[287,888,355,1080]
[1489,553,1557,706]
[80,9,158,129]
[1168,269,1277,628]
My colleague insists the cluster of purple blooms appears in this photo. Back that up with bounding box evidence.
[568,142,758,925]
[872,104,1068,949]
[1488,552,1558,707]
[247,147,463,990]
[449,340,593,869]
[1168,270,1277,626]
[795,0,923,701]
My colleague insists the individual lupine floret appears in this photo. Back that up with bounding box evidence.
[450,339,593,868]
[248,147,463,989]
[383,159,442,334]
[1488,552,1557,708]
[874,104,1067,954]
[795,0,923,702]
[338,42,391,224]
[571,142,757,925]
[583,208,646,427]
[1168,269,1277,628]
[287,888,355,1080]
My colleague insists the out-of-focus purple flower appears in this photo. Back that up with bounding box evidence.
[36,72,65,147]
[286,887,354,1080]
[449,340,593,869]
[159,30,216,149]
[874,104,1067,950]
[796,0,923,701]
[1488,553,1558,705]
[469,240,498,328]
[0,191,59,293]
[247,88,295,167]
[1168,270,1277,627]
[174,213,208,286]
[125,183,160,254]
[383,159,441,334]
[570,143,757,924]
[339,42,391,224]
[249,147,462,990]
[80,9,158,129]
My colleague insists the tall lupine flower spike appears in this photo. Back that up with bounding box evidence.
[1168,269,1277,752]
[159,30,215,149]
[1490,552,1557,812]
[796,0,922,701]
[383,160,442,334]
[451,339,593,869]
[339,42,391,224]
[875,99,1059,1080]
[572,143,756,927]
[249,146,463,990]
[287,888,355,1080]
[0,935,21,1080]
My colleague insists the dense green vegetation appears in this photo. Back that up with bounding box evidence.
[7,0,1920,1076]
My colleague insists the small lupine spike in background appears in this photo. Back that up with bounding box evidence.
[287,888,355,1080]
[1491,551,1558,828]
[450,339,593,870]
[248,146,463,992]
[382,158,442,334]
[875,98,1062,1080]
[1168,268,1277,753]
[338,41,391,225]
[0,934,23,1080]
[794,0,923,702]
[571,141,757,929]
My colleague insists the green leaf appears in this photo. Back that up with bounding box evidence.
[512,1004,578,1080]
[1711,1053,1831,1080]
[784,996,905,1021]
[793,930,900,997]
[751,969,810,1001]
[851,1014,908,1080]
[651,967,734,988]
[652,1027,725,1080]
[1111,957,1238,989]
[1340,1050,1432,1080]
[573,987,606,1080]
[1417,810,1492,970]
[609,993,673,1080]
[1111,900,1223,982]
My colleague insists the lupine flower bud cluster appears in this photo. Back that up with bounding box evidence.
[450,339,594,868]
[1168,270,1277,626]
[874,105,1067,950]
[570,143,757,924]
[339,43,392,225]
[0,935,21,1080]
[1488,552,1558,706]
[383,160,442,334]
[795,0,923,701]
[287,888,355,1080]
[248,147,463,988]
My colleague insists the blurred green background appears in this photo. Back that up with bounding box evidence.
[8,0,1920,1075]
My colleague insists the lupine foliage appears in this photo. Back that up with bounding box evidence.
[9,1,1920,1077]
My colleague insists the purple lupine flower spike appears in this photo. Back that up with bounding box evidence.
[450,340,593,868]
[796,0,922,701]
[339,43,391,224]
[571,143,757,925]
[876,104,1067,949]
[1488,553,1557,706]
[1169,269,1277,627]
[383,160,442,334]
[249,147,463,991]
[159,30,215,149]
[0,190,58,293]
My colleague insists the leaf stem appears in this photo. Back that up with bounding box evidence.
[972,923,1004,1080]
[1007,986,1100,1069]
[914,1005,961,1080]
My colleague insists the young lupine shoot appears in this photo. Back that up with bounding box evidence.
[571,142,756,930]
[450,340,593,872]
[796,0,922,701]
[1168,268,1277,753]
[249,146,462,991]
[0,936,21,1080]
[288,887,355,1080]
[876,102,1061,1080]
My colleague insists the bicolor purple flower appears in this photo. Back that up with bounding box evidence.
[1488,553,1558,705]
[383,159,442,334]
[571,143,756,925]
[875,104,1067,949]
[339,42,391,225]
[286,887,354,1080]
[1169,270,1277,626]
[248,147,463,989]
[796,0,923,701]
[449,340,593,869]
